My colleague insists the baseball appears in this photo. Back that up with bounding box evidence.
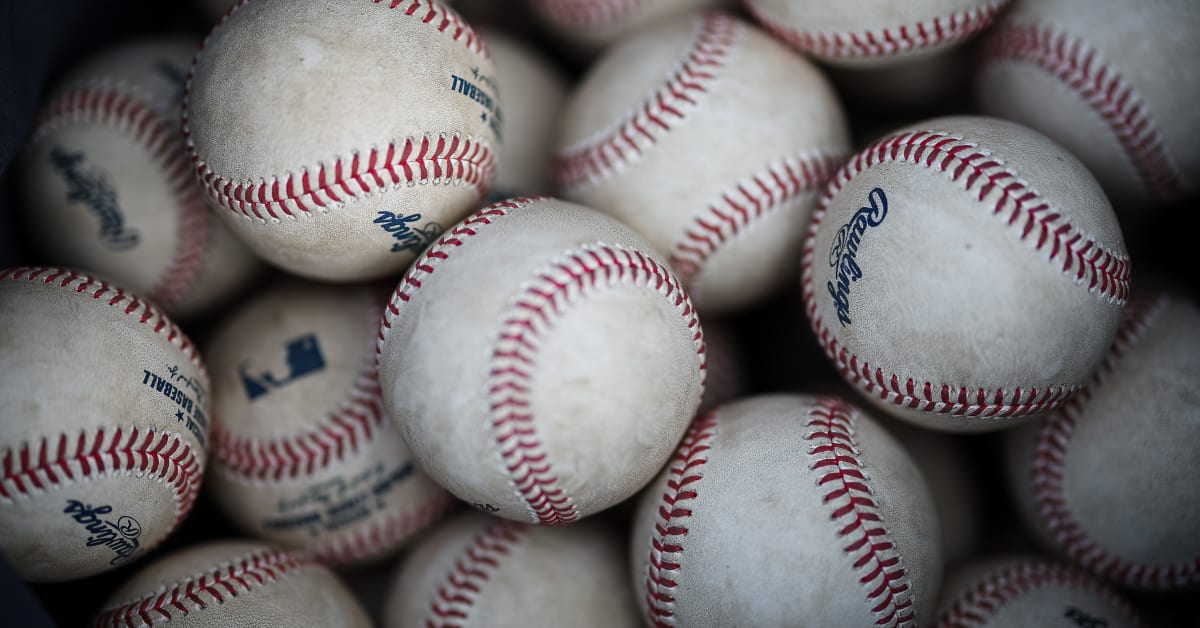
[0,267,209,582]
[376,196,706,525]
[528,0,725,52]
[935,557,1145,627]
[383,512,639,627]
[746,0,1012,68]
[801,115,1128,432]
[205,281,451,566]
[556,13,850,313]
[977,0,1200,209]
[15,36,261,318]
[93,540,372,627]
[1004,293,1200,590]
[184,0,499,281]
[632,394,942,626]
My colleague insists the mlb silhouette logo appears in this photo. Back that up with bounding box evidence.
[239,334,326,400]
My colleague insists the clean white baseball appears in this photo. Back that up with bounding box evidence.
[0,267,209,582]
[383,512,639,627]
[205,281,451,566]
[1003,293,1200,590]
[184,0,499,281]
[935,557,1145,627]
[528,0,725,52]
[801,115,1129,432]
[977,0,1200,208]
[556,13,850,313]
[745,0,1012,68]
[16,36,261,318]
[376,196,706,525]
[93,540,372,627]
[632,394,942,626]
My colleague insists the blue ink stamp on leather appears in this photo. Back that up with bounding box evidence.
[63,499,141,565]
[374,210,440,254]
[827,187,888,327]
[239,334,326,400]
[49,145,140,250]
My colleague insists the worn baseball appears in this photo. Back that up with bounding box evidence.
[1004,294,1200,590]
[556,13,850,313]
[376,196,706,525]
[0,267,209,582]
[746,0,1012,68]
[936,557,1145,627]
[93,540,372,627]
[801,116,1129,432]
[16,36,260,318]
[205,281,451,566]
[184,0,499,281]
[977,0,1200,209]
[383,512,639,627]
[528,0,725,52]
[632,394,942,626]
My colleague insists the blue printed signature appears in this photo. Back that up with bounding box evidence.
[826,187,888,327]
[49,146,140,251]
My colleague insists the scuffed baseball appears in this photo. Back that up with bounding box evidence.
[0,267,209,582]
[16,36,261,318]
[93,540,372,627]
[376,196,706,525]
[631,394,942,625]
[529,0,726,53]
[205,281,450,566]
[977,0,1200,209]
[556,14,851,313]
[1003,294,1200,590]
[801,116,1128,432]
[383,512,639,627]
[184,0,499,281]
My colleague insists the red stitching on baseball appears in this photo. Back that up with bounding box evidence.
[313,490,453,565]
[423,520,528,628]
[1033,296,1198,589]
[642,410,718,627]
[554,13,739,190]
[93,546,315,628]
[182,0,493,223]
[669,150,846,286]
[983,23,1185,201]
[799,129,1131,419]
[30,86,210,311]
[806,398,914,628]
[747,0,1009,60]
[529,0,645,29]
[937,560,1147,628]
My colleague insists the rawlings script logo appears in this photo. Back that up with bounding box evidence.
[827,187,888,327]
[374,211,440,254]
[49,146,140,250]
[63,500,141,565]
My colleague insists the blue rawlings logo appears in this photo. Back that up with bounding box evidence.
[826,187,888,327]
[374,210,440,254]
[49,145,140,251]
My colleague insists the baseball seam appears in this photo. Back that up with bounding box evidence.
[423,520,527,628]
[800,130,1130,419]
[937,560,1146,628]
[312,490,453,565]
[806,398,915,628]
[669,149,846,287]
[182,0,494,224]
[642,411,718,627]
[747,0,1009,60]
[983,22,1184,201]
[530,0,646,29]
[30,84,211,311]
[1033,295,1198,589]
[554,13,739,191]
[93,546,316,628]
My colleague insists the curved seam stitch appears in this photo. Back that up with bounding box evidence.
[422,521,527,627]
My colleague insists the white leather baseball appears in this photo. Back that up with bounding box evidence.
[205,281,450,566]
[935,557,1145,627]
[801,115,1128,432]
[93,540,372,627]
[376,196,706,525]
[1003,294,1200,590]
[0,267,209,582]
[16,36,261,318]
[184,0,499,281]
[745,0,1010,68]
[632,394,942,626]
[383,512,639,627]
[556,13,850,314]
[528,0,725,52]
[977,0,1200,209]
